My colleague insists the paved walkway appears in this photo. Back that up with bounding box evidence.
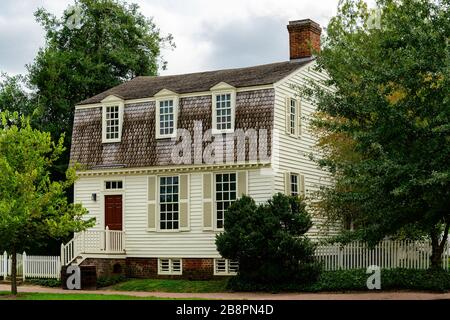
[1,284,450,300]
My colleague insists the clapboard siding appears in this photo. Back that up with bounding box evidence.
[273,62,337,237]
[74,178,102,231]
[248,170,274,204]
[75,169,273,257]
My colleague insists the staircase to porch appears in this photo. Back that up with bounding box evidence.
[61,227,126,266]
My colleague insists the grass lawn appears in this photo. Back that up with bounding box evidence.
[0,291,188,300]
[111,278,230,293]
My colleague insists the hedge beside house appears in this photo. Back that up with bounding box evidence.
[228,268,450,293]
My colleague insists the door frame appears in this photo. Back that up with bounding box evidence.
[101,177,126,231]
[104,194,124,231]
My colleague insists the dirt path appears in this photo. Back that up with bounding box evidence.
[1,284,449,300]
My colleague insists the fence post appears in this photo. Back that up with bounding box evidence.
[106,226,111,253]
[3,251,7,279]
[22,252,26,282]
[60,243,65,267]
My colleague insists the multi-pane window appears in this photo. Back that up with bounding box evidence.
[105,106,120,140]
[214,259,239,275]
[159,100,175,136]
[289,99,297,135]
[159,176,179,230]
[215,173,237,229]
[215,94,232,131]
[158,258,182,275]
[290,173,299,196]
[105,181,123,190]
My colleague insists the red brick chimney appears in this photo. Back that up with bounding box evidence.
[287,19,321,60]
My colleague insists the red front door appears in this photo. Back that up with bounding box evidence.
[105,195,123,231]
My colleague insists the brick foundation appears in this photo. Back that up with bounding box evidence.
[126,258,215,280]
[80,258,127,278]
[182,258,214,280]
[80,257,219,280]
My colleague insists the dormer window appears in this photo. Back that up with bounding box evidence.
[211,82,236,134]
[215,93,232,130]
[155,89,179,139]
[105,106,120,140]
[101,95,124,143]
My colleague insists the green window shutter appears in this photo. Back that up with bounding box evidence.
[148,176,157,231]
[202,173,213,231]
[299,174,306,197]
[237,171,248,197]
[284,172,291,195]
[297,99,302,137]
[179,174,190,231]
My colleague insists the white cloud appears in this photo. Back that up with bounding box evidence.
[0,0,341,76]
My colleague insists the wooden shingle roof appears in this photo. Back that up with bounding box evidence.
[78,60,310,105]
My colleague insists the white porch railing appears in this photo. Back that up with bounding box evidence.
[315,239,450,271]
[61,227,126,266]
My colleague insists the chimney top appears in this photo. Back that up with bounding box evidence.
[287,19,322,60]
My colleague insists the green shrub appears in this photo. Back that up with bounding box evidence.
[228,268,450,292]
[309,268,450,293]
[27,278,61,288]
[97,274,127,288]
[217,194,321,290]
[381,268,450,292]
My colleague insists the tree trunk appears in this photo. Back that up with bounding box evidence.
[430,223,450,270]
[11,248,17,295]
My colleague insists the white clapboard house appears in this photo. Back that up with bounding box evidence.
[64,19,331,279]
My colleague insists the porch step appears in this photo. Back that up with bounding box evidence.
[68,256,85,266]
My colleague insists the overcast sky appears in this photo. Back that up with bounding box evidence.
[0,0,346,77]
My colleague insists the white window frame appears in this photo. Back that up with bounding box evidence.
[289,98,297,135]
[290,173,299,196]
[214,172,238,231]
[158,258,183,275]
[211,83,236,135]
[155,93,179,139]
[104,180,124,191]
[157,175,180,232]
[285,171,305,197]
[214,259,239,276]
[286,97,301,138]
[101,97,124,143]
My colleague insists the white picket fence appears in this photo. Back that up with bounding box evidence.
[315,240,450,270]
[0,251,61,280]
[1,240,449,279]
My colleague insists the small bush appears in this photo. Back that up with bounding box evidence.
[97,274,127,288]
[217,194,321,290]
[27,278,61,288]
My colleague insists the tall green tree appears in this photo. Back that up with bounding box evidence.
[0,112,94,295]
[28,0,174,173]
[0,73,34,116]
[304,0,450,268]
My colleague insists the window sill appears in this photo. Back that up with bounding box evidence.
[158,272,183,276]
[212,129,234,135]
[285,132,302,139]
[156,133,177,140]
[154,229,182,233]
[102,139,122,144]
